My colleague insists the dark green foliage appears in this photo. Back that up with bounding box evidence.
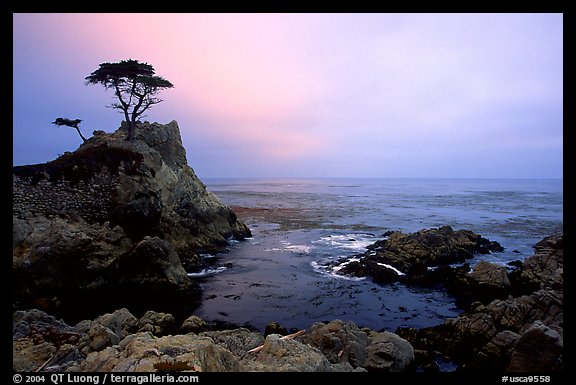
[52,118,82,127]
[52,117,88,142]
[153,360,196,372]
[85,59,174,140]
[13,146,144,186]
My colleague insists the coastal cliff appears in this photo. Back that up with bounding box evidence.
[13,121,251,320]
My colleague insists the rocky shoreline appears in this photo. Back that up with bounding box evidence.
[13,121,562,372]
[13,233,562,372]
[13,121,251,322]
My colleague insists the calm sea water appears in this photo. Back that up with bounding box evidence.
[191,178,563,333]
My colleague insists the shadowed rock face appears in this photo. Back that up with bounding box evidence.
[13,121,251,321]
[397,234,563,372]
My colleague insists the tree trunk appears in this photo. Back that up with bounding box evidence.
[125,121,134,141]
[75,127,88,143]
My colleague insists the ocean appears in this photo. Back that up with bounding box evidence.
[191,178,563,333]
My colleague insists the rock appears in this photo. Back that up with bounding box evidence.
[465,330,520,371]
[509,234,563,294]
[13,309,82,372]
[137,311,176,336]
[77,308,138,354]
[13,120,252,321]
[337,226,503,284]
[399,233,563,372]
[201,328,264,357]
[74,332,242,372]
[467,261,510,290]
[242,334,333,372]
[179,315,208,334]
[364,331,415,372]
[264,321,289,336]
[301,319,414,371]
[13,308,403,373]
[301,320,371,368]
[115,236,197,302]
[507,321,563,372]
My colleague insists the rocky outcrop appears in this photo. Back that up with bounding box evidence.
[336,226,503,284]
[13,234,560,373]
[299,319,414,372]
[397,234,563,372]
[13,121,251,320]
[13,309,410,372]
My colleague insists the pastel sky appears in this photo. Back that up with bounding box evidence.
[13,13,563,178]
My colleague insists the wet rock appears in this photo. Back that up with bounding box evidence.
[467,261,510,290]
[509,234,563,294]
[264,321,289,336]
[339,226,503,284]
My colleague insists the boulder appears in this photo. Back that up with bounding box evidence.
[242,334,333,372]
[301,319,414,371]
[137,311,176,336]
[264,321,289,336]
[77,308,138,354]
[509,234,563,294]
[364,331,414,372]
[201,328,264,357]
[467,261,510,290]
[507,321,563,372]
[179,315,208,334]
[301,320,371,367]
[13,309,82,372]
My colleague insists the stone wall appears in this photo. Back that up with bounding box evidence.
[13,170,118,224]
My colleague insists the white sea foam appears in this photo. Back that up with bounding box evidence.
[265,240,312,254]
[187,266,227,278]
[313,233,378,252]
[376,262,405,276]
[310,260,366,281]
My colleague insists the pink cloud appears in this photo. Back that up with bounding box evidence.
[53,13,329,160]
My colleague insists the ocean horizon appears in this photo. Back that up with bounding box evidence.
[188,177,563,333]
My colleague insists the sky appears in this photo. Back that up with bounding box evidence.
[13,13,563,179]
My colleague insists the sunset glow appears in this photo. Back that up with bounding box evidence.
[13,13,563,178]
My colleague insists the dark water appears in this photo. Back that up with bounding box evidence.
[191,178,563,333]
